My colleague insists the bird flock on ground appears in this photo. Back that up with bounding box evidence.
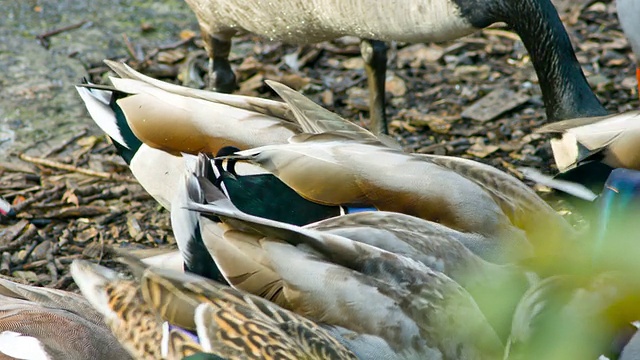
[1,0,640,359]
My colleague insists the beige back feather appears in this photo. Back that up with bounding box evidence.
[105,60,295,121]
[306,211,524,283]
[110,77,299,156]
[419,154,576,244]
[234,136,530,252]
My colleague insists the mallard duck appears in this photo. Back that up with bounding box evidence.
[617,0,640,97]
[70,259,364,359]
[306,211,536,340]
[183,0,607,134]
[532,111,640,196]
[184,170,512,358]
[0,277,131,360]
[182,163,534,340]
[538,111,640,174]
[70,259,204,360]
[226,80,575,256]
[75,60,303,211]
[223,132,574,261]
[77,61,399,210]
[190,148,517,261]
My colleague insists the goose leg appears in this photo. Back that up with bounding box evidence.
[360,39,388,135]
[203,31,237,93]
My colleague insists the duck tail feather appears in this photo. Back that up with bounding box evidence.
[518,167,598,201]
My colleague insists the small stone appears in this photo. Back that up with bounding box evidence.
[453,65,491,80]
[31,240,51,261]
[345,88,370,110]
[156,50,185,64]
[320,90,334,106]
[127,214,144,241]
[397,44,444,68]
[12,271,39,283]
[342,57,364,70]
[586,2,606,12]
[385,75,407,97]
[621,76,638,91]
[467,143,499,158]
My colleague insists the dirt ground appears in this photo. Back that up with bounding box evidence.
[0,0,635,289]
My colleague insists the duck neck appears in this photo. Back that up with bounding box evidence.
[455,0,608,121]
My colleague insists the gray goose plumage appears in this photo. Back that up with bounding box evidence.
[184,0,607,134]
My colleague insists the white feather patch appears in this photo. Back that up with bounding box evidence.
[0,331,50,360]
[194,303,214,352]
[161,321,170,358]
[75,86,129,148]
[141,251,184,272]
[170,174,199,262]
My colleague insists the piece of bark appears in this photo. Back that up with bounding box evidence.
[462,88,531,123]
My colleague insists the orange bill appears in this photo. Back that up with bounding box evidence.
[636,66,640,100]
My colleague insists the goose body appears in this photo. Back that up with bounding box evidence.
[618,0,640,57]
[187,0,475,44]
[185,0,606,133]
[0,278,131,360]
